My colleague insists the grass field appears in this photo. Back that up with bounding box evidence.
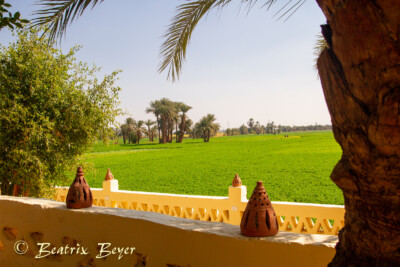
[72,131,344,205]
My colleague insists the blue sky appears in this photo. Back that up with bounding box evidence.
[0,0,330,129]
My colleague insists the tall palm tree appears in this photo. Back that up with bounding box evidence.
[157,98,176,143]
[171,102,181,143]
[144,119,156,142]
[31,1,400,265]
[177,103,192,143]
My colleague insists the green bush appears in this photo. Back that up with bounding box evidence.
[0,27,121,197]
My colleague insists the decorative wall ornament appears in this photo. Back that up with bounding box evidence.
[66,167,93,209]
[232,173,242,187]
[104,168,114,181]
[240,181,279,237]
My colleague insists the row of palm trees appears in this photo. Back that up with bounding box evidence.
[120,118,158,144]
[145,98,193,144]
[120,98,221,144]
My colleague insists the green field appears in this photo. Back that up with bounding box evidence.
[73,131,343,205]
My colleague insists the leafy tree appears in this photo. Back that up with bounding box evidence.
[0,27,121,197]
[0,1,29,31]
[239,124,248,135]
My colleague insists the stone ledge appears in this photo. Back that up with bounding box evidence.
[0,196,337,267]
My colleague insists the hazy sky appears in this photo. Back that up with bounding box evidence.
[0,0,330,129]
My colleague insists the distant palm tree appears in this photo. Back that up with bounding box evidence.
[125,117,136,144]
[197,114,220,142]
[150,125,158,142]
[135,120,146,144]
[120,124,128,144]
[184,118,194,139]
[177,103,192,143]
[147,98,179,144]
[144,119,156,142]
[146,100,162,142]
[159,98,176,143]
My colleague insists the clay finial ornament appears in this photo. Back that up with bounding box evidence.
[232,173,242,187]
[240,181,279,237]
[104,168,114,181]
[66,167,93,209]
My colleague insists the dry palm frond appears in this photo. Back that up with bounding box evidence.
[31,0,104,41]
[313,34,328,76]
[159,0,309,82]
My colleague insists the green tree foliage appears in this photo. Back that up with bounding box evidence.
[196,114,220,142]
[0,27,121,197]
[239,124,248,135]
[146,98,192,144]
[0,0,29,31]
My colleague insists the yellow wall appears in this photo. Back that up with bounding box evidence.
[0,196,337,267]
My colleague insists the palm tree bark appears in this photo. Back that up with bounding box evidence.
[169,120,173,143]
[156,115,161,143]
[316,0,400,265]
[175,120,178,142]
[161,116,167,144]
[178,114,186,143]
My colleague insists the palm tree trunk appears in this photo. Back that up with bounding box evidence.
[175,120,178,143]
[169,120,173,143]
[178,115,186,143]
[316,1,400,265]
[161,115,167,144]
[156,115,161,143]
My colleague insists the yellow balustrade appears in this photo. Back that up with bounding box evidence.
[55,180,344,235]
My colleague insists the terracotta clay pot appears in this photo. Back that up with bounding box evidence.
[66,167,93,209]
[240,181,279,237]
[232,173,242,187]
[104,168,114,181]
